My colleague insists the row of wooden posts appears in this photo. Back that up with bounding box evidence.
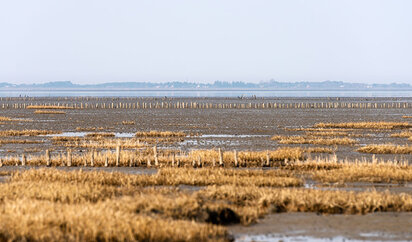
[0,147,274,168]
[1,102,412,109]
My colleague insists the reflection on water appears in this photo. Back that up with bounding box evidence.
[1,90,411,97]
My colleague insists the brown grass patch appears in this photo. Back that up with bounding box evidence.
[84,132,116,138]
[135,130,187,138]
[34,110,66,114]
[0,116,12,121]
[357,144,412,154]
[304,147,334,153]
[201,185,412,214]
[390,131,412,138]
[12,168,302,188]
[0,130,62,136]
[315,122,411,129]
[272,135,357,145]
[312,163,412,184]
[0,199,227,241]
[122,120,135,125]
[26,105,74,109]
[0,139,42,144]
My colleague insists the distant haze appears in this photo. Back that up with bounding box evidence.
[0,0,411,84]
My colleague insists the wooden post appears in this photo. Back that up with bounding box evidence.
[172,153,175,167]
[153,145,159,166]
[67,149,72,167]
[21,154,26,166]
[197,156,202,168]
[129,158,134,167]
[266,151,270,167]
[177,158,180,167]
[0,158,2,167]
[147,158,151,167]
[116,144,121,166]
[218,148,223,166]
[90,150,95,167]
[105,156,109,167]
[46,150,51,167]
[234,150,238,167]
[192,159,197,168]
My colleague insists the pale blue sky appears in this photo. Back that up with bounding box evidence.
[0,0,411,84]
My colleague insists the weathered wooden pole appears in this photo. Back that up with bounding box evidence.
[153,145,159,166]
[90,150,95,167]
[172,153,175,167]
[0,158,2,167]
[234,150,238,167]
[197,156,202,168]
[46,149,51,167]
[104,156,109,167]
[218,148,223,166]
[21,154,26,166]
[116,144,121,166]
[67,149,72,167]
[266,151,270,167]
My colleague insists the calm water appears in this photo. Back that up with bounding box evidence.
[0,90,411,97]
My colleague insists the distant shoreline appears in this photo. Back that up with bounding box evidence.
[1,88,412,92]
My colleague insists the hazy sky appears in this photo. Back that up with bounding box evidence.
[0,0,411,84]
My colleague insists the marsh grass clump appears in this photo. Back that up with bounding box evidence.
[0,130,62,136]
[76,127,105,131]
[271,135,357,145]
[0,199,228,241]
[312,163,412,184]
[201,185,412,214]
[122,120,135,125]
[0,116,12,121]
[390,131,412,138]
[34,110,66,114]
[135,131,187,138]
[27,105,74,109]
[85,132,116,138]
[11,168,303,188]
[0,139,42,144]
[315,122,412,129]
[357,144,412,154]
[304,147,334,153]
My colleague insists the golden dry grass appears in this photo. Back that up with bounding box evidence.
[135,130,187,138]
[304,147,334,153]
[1,161,412,241]
[34,110,66,114]
[122,120,135,125]
[305,131,349,136]
[76,127,105,131]
[0,139,42,144]
[0,146,305,167]
[26,105,74,109]
[0,116,12,121]
[0,199,227,241]
[312,163,412,184]
[84,132,116,138]
[357,144,412,154]
[390,131,412,138]
[201,185,412,214]
[315,121,412,129]
[402,116,412,119]
[271,135,357,145]
[11,168,302,187]
[0,129,62,136]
